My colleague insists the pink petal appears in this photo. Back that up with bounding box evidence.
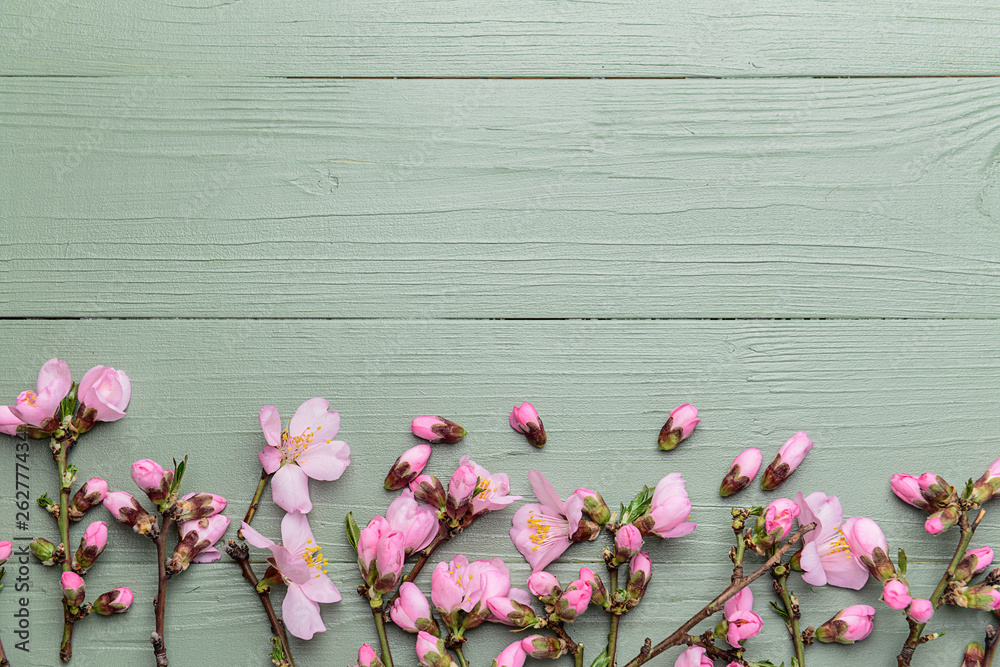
[528,470,564,513]
[821,556,869,590]
[259,406,282,449]
[290,397,340,438]
[271,464,313,513]
[240,521,276,550]
[192,546,222,563]
[76,366,107,404]
[280,511,316,557]
[258,446,282,474]
[295,440,351,481]
[563,493,584,533]
[282,584,326,640]
[270,545,312,585]
[38,358,71,393]
[659,522,697,539]
[299,574,342,604]
[799,542,828,587]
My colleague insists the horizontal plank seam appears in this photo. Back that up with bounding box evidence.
[3,74,1000,80]
[0,317,997,322]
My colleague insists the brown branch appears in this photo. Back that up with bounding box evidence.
[238,469,272,540]
[622,522,815,667]
[226,540,295,667]
[152,516,173,667]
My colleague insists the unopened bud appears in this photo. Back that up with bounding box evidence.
[385,444,432,490]
[570,519,601,543]
[956,547,995,582]
[761,431,813,491]
[814,605,875,644]
[520,635,567,659]
[610,524,643,567]
[411,416,466,444]
[925,506,960,534]
[720,448,763,497]
[61,571,87,609]
[658,403,699,451]
[93,586,133,615]
[176,492,227,522]
[73,521,108,574]
[956,584,1000,611]
[68,478,109,521]
[626,551,652,602]
[510,402,546,448]
[104,490,159,539]
[30,537,58,566]
[963,641,987,667]
[409,474,447,510]
[578,567,609,608]
[575,488,611,525]
[131,459,175,509]
[487,597,539,628]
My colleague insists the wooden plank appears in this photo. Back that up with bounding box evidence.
[0,318,997,664]
[2,1,999,77]
[3,77,1000,319]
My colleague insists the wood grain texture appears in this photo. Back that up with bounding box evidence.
[4,77,1000,319]
[0,318,998,665]
[2,1,999,77]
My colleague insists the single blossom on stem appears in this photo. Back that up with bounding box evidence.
[258,398,351,513]
[510,471,585,570]
[73,520,108,573]
[411,416,467,444]
[632,473,697,540]
[881,579,912,610]
[240,512,342,640]
[814,605,875,644]
[674,646,713,667]
[9,357,71,428]
[752,497,800,551]
[60,571,86,609]
[793,491,868,590]
[76,365,131,423]
[169,514,230,573]
[658,403,700,451]
[626,551,652,602]
[761,431,813,490]
[460,455,521,517]
[510,402,546,448]
[103,490,159,537]
[723,587,762,648]
[720,447,762,497]
[131,459,174,508]
[610,524,643,567]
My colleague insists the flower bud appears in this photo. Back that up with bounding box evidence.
[925,506,960,534]
[373,531,404,595]
[104,490,159,538]
[752,498,799,551]
[761,431,813,490]
[890,474,931,511]
[410,474,447,510]
[626,551,652,602]
[68,478,109,521]
[385,444,432,491]
[574,488,611,525]
[578,566,609,608]
[0,540,12,566]
[881,579,912,610]
[355,643,386,667]
[675,646,713,667]
[520,635,567,659]
[956,546,995,582]
[493,641,528,667]
[357,516,388,584]
[411,416,467,444]
[73,520,108,574]
[971,457,1000,504]
[907,598,934,623]
[29,537,57,566]
[169,514,230,574]
[390,582,438,634]
[61,571,86,609]
[917,472,954,507]
[93,586,133,615]
[510,402,546,448]
[554,580,592,622]
[610,524,643,567]
[445,464,478,521]
[76,365,131,426]
[963,641,987,667]
[842,517,893,582]
[658,403,699,451]
[527,571,561,601]
[176,493,227,522]
[720,448,762,497]
[416,631,457,667]
[131,459,174,508]
[957,584,1000,611]
[487,596,539,628]
[814,605,875,644]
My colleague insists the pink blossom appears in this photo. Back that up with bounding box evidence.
[357,515,390,582]
[764,498,800,540]
[674,646,713,667]
[510,402,546,448]
[960,585,1000,610]
[0,405,24,436]
[815,605,875,643]
[493,641,527,667]
[720,447,762,497]
[882,579,913,610]
[385,444,432,491]
[69,478,109,520]
[170,514,230,572]
[258,398,351,513]
[356,514,404,597]
[842,516,894,581]
[93,586,133,615]
[794,492,868,590]
[131,459,171,499]
[11,358,72,428]
[626,551,652,602]
[411,416,466,444]
[74,520,108,572]
[77,365,131,422]
[176,492,227,522]
[527,571,561,599]
[460,455,521,517]
[431,555,513,630]
[556,578,592,621]
[355,644,382,667]
[390,582,435,633]
[890,473,930,510]
[579,566,609,608]
[907,598,934,623]
[633,473,696,540]
[416,630,456,667]
[386,489,439,556]
[611,524,643,566]
[510,470,584,570]
[240,512,341,640]
[0,541,11,565]
[658,403,700,451]
[724,587,763,648]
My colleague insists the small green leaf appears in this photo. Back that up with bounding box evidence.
[964,478,975,500]
[620,486,653,525]
[171,456,188,494]
[898,547,907,576]
[345,512,361,551]
[769,600,790,621]
[590,648,611,667]
[37,493,54,508]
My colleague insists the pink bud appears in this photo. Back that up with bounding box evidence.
[674,646,713,667]
[527,571,561,599]
[611,524,643,566]
[176,492,227,522]
[842,517,888,560]
[763,498,800,540]
[494,641,528,667]
[510,402,546,448]
[658,403,700,451]
[386,490,439,556]
[446,464,478,520]
[385,444,432,491]
[103,490,159,537]
[520,635,567,659]
[77,365,131,423]
[761,431,813,490]
[170,514,230,573]
[131,459,166,490]
[578,566,609,608]
[815,605,875,643]
[69,478,109,520]
[374,532,404,594]
[890,474,930,510]
[410,474,446,509]
[94,586,133,615]
[720,447,762,497]
[415,631,453,666]
[559,582,592,619]
[881,579,913,610]
[626,551,652,601]
[488,595,538,628]
[0,540,11,565]
[357,516,389,581]
[61,571,86,607]
[0,405,25,436]
[907,598,934,623]
[390,582,433,633]
[411,416,466,444]
[574,488,611,525]
[970,546,995,573]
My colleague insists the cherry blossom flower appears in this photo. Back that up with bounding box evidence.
[430,555,513,630]
[240,511,342,640]
[633,473,696,540]
[385,489,439,557]
[390,582,438,634]
[460,455,521,517]
[411,416,466,444]
[882,579,912,610]
[815,605,875,643]
[720,447,763,497]
[510,471,585,571]
[76,365,131,423]
[10,358,72,428]
[724,588,763,648]
[761,431,813,491]
[258,398,351,513]
[510,402,546,448]
[794,491,868,590]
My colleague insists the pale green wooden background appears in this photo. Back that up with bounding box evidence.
[2,3,1000,666]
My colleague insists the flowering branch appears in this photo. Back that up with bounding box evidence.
[771,564,806,666]
[225,540,295,667]
[622,521,814,667]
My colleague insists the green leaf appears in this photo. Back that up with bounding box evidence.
[964,477,975,500]
[590,648,611,667]
[37,493,54,508]
[620,486,653,525]
[769,600,790,621]
[898,547,907,576]
[171,456,188,494]
[59,383,78,420]
[345,512,361,551]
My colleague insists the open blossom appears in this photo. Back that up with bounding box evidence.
[10,358,72,428]
[674,646,713,667]
[633,473,696,540]
[720,447,762,497]
[385,489,439,556]
[794,491,868,590]
[815,605,875,644]
[411,416,466,444]
[258,398,351,513]
[493,641,527,667]
[77,365,131,423]
[510,471,585,571]
[510,402,546,448]
[658,403,700,451]
[761,431,813,490]
[241,512,341,640]
[461,455,521,517]
[882,579,913,610]
[431,555,513,630]
[385,444,432,490]
[724,588,762,648]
